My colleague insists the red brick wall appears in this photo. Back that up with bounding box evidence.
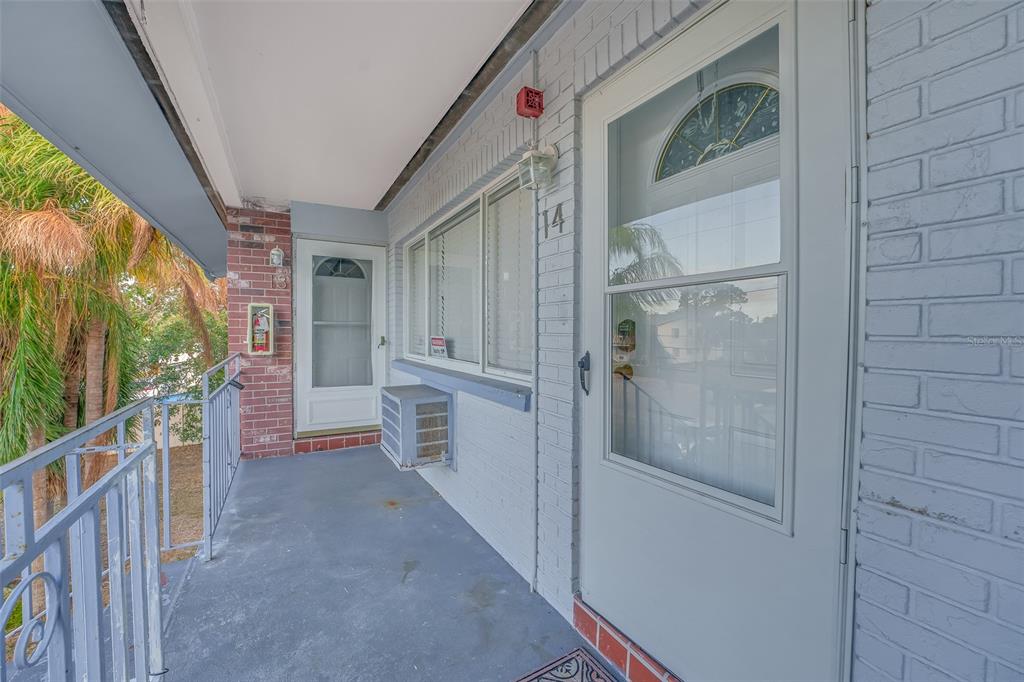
[226,207,382,460]
[227,208,295,459]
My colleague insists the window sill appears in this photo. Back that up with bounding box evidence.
[391,359,532,412]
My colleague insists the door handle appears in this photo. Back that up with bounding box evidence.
[377,336,387,348]
[577,351,591,396]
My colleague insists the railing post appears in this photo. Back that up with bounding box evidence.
[201,372,213,561]
[161,401,172,551]
[65,452,105,682]
[142,441,164,678]
[105,484,129,682]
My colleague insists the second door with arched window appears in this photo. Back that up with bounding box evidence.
[295,239,386,435]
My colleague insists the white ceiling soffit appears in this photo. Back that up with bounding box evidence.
[136,0,533,212]
[0,0,228,276]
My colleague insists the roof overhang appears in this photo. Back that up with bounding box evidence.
[0,0,229,276]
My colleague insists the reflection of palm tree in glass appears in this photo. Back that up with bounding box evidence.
[608,222,683,313]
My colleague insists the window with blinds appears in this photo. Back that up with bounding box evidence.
[404,173,534,382]
[407,241,427,355]
[429,206,481,363]
[485,181,533,374]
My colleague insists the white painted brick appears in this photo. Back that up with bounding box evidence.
[867,87,922,133]
[868,17,1007,97]
[867,19,922,67]
[858,503,914,544]
[929,219,1024,260]
[863,341,1001,375]
[867,232,921,266]
[866,261,1003,300]
[862,438,918,474]
[929,0,1019,39]
[856,566,911,613]
[867,160,922,201]
[862,406,1000,454]
[853,630,905,679]
[930,132,1024,186]
[906,658,958,682]
[928,301,1024,336]
[1014,258,1024,294]
[929,49,1024,112]
[866,304,922,336]
[1011,428,1024,461]
[991,662,1024,682]
[855,601,987,680]
[867,0,932,36]
[1002,504,1024,544]
[918,521,1024,583]
[864,372,921,407]
[859,470,993,531]
[926,377,1024,421]
[923,450,1024,500]
[867,181,1004,233]
[866,99,1004,166]
[916,593,1024,668]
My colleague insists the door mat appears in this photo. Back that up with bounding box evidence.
[515,647,616,682]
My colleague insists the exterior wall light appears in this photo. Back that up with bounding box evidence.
[269,246,285,267]
[517,145,558,191]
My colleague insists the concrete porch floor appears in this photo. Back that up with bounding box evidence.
[162,447,589,681]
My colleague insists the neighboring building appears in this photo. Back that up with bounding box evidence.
[5,0,1022,679]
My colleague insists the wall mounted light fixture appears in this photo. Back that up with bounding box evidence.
[517,145,558,191]
[269,246,285,267]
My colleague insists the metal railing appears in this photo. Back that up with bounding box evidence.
[200,353,242,560]
[617,374,697,466]
[155,353,241,562]
[0,399,164,681]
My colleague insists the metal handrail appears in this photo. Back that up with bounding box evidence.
[1,398,164,681]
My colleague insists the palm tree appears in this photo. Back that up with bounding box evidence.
[608,221,684,313]
[0,104,221,509]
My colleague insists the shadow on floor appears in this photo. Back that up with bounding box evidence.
[162,447,587,681]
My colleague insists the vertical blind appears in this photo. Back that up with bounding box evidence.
[429,208,480,362]
[485,183,533,374]
[407,241,426,355]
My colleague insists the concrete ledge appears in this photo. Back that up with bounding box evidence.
[391,359,532,411]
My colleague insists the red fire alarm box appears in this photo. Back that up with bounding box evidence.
[516,86,544,118]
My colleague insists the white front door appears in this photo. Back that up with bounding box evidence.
[580,1,853,679]
[295,239,386,435]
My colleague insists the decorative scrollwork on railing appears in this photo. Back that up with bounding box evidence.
[1,570,61,669]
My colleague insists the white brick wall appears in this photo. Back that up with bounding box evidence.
[854,1,1024,680]
[386,1,710,619]
[384,1,1024,674]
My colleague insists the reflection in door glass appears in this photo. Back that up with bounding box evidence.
[608,27,780,282]
[609,277,781,505]
[312,256,372,388]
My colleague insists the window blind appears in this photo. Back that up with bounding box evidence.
[485,183,533,374]
[429,208,480,362]
[407,241,426,355]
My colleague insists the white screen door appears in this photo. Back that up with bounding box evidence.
[295,239,386,434]
[580,1,853,679]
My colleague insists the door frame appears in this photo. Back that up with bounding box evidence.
[575,0,863,677]
[292,236,388,436]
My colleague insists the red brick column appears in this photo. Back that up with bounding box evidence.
[226,207,382,460]
[226,208,295,459]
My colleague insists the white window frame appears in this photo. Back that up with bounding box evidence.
[403,170,534,385]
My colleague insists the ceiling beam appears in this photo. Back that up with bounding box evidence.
[374,0,561,211]
[101,0,228,228]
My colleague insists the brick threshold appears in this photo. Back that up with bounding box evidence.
[241,430,383,460]
[573,595,681,682]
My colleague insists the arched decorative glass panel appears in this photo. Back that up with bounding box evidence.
[315,257,366,278]
[655,83,779,181]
